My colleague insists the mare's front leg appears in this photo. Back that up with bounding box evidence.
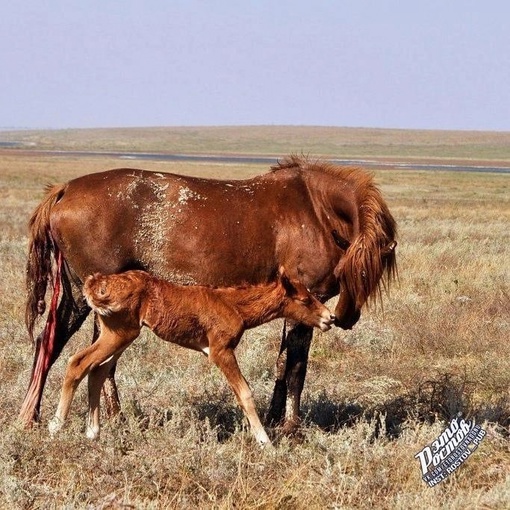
[208,336,271,446]
[266,322,313,434]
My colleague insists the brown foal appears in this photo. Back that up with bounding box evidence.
[48,268,335,445]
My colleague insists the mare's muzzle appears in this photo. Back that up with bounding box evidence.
[333,284,361,330]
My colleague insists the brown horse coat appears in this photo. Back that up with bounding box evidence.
[22,155,397,429]
[49,269,335,445]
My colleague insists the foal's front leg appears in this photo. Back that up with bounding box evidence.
[48,331,135,436]
[87,352,125,440]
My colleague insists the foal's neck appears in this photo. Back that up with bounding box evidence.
[216,283,284,329]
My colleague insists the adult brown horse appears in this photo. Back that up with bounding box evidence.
[20,155,397,432]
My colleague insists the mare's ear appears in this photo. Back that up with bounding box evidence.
[278,266,298,297]
[382,240,397,256]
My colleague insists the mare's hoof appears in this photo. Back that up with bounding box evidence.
[269,420,305,445]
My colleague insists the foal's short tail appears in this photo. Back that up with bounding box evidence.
[25,183,67,342]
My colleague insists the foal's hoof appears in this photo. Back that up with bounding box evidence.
[85,425,99,440]
[48,416,63,437]
[257,438,275,450]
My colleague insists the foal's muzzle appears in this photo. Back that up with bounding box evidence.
[319,314,336,332]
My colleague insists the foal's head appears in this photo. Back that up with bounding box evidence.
[83,270,149,317]
[278,268,335,332]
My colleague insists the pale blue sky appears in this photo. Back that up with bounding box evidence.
[1,1,509,130]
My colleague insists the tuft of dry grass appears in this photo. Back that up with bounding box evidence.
[0,133,508,508]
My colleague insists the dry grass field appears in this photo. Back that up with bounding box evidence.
[3,125,510,161]
[0,127,508,509]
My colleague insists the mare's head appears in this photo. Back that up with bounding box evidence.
[326,164,397,330]
[83,270,149,317]
[278,267,335,332]
[332,232,397,329]
[271,156,398,331]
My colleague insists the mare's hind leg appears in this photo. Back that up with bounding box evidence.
[103,365,121,418]
[266,322,313,434]
[19,285,90,426]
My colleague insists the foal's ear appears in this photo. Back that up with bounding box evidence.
[332,230,351,251]
[99,281,108,296]
[278,266,298,296]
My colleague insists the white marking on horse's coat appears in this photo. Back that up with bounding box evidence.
[99,355,114,366]
[178,186,203,205]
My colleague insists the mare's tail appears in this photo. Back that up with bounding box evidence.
[20,184,70,425]
[25,184,67,342]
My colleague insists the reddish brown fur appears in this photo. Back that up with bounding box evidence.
[49,269,334,445]
[22,155,397,430]
[272,156,398,309]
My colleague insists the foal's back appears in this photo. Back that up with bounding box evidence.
[84,270,280,351]
[84,267,334,342]
[84,269,333,348]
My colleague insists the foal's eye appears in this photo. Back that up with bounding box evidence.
[300,296,311,306]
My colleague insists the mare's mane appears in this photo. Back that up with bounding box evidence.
[273,154,398,308]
